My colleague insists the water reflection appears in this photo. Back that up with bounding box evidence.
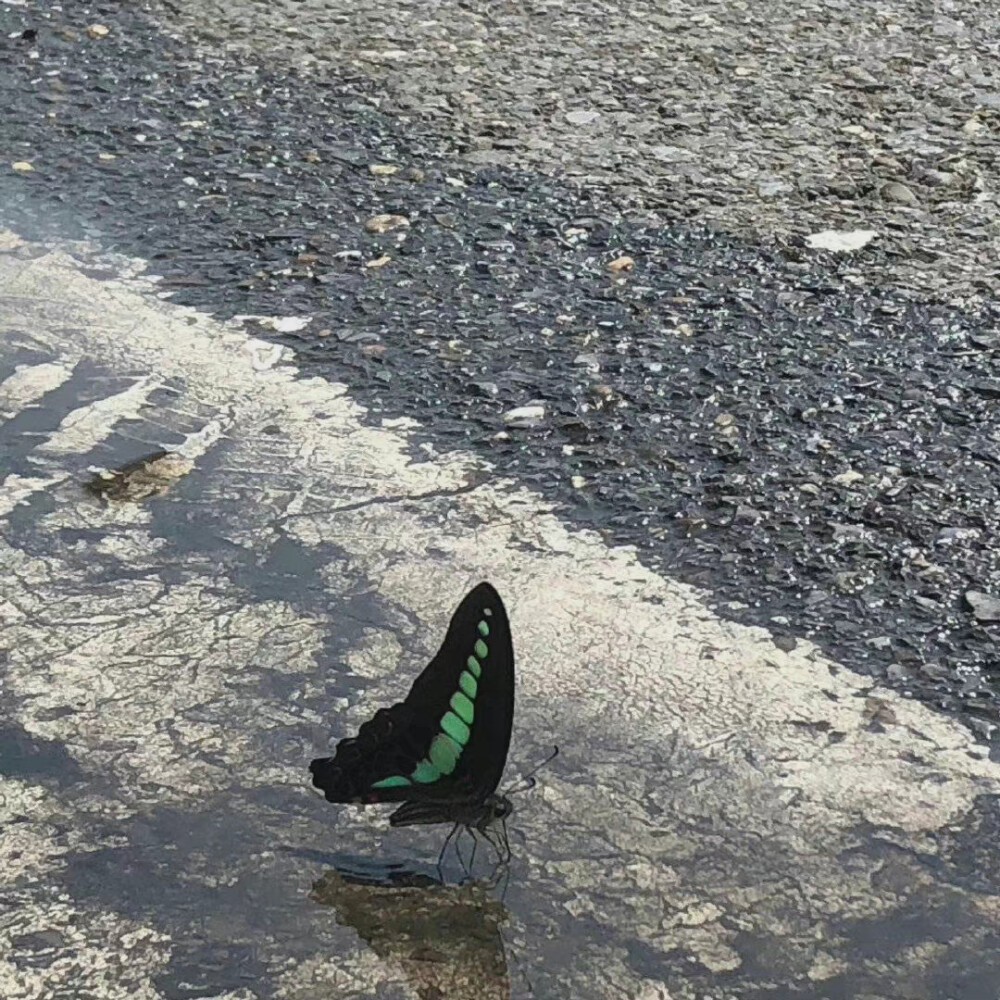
[310,858,510,1000]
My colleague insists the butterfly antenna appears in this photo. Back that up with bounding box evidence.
[506,745,559,797]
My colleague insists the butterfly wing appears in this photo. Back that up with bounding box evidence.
[310,582,515,821]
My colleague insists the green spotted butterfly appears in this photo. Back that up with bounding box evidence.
[310,583,515,836]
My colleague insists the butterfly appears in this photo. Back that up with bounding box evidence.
[310,582,516,863]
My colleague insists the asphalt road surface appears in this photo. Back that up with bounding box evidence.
[2,2,1000,999]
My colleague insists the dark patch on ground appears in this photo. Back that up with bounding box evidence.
[0,2,998,747]
[0,358,137,475]
[0,722,84,787]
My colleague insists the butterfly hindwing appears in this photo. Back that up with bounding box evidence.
[310,582,514,818]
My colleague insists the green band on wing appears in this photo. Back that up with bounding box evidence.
[441,710,471,746]
[474,638,488,659]
[428,733,462,775]
[478,620,490,637]
[466,655,482,678]
[450,690,474,725]
[411,759,441,783]
[371,775,411,789]
[459,670,478,699]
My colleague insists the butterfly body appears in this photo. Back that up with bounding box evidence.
[310,582,515,839]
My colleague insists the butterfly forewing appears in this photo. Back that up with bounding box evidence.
[310,582,515,822]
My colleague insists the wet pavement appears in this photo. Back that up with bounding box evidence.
[2,1,1000,997]
[2,240,1000,999]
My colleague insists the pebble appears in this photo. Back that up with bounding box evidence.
[965,591,1000,623]
[503,404,545,428]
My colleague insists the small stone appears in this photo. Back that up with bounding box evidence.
[863,697,897,726]
[841,124,877,142]
[255,316,311,333]
[935,527,981,545]
[607,255,634,273]
[831,470,864,486]
[881,181,918,205]
[587,380,611,398]
[969,379,1000,399]
[920,661,950,680]
[571,475,586,489]
[965,591,1000,622]
[844,65,880,88]
[565,110,601,126]
[365,254,392,268]
[806,229,877,253]
[970,331,1000,350]
[758,179,793,199]
[86,451,193,503]
[86,23,110,39]
[11,161,34,172]
[503,404,545,428]
[365,213,409,234]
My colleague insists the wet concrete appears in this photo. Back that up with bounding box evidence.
[1,239,1000,998]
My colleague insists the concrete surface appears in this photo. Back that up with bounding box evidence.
[2,233,1000,998]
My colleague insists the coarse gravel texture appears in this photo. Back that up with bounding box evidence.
[1,1,999,745]
[153,0,1000,302]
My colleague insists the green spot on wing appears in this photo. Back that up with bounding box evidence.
[411,759,441,783]
[371,775,411,789]
[459,670,478,699]
[466,655,481,678]
[478,619,490,637]
[450,690,474,725]
[428,733,462,775]
[474,638,488,659]
[441,711,471,746]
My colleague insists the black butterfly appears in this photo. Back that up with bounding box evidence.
[310,582,515,860]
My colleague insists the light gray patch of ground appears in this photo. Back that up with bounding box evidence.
[2,237,1000,997]
[150,0,1000,302]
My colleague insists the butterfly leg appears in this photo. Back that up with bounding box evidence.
[436,821,461,880]
[499,817,512,865]
[467,826,480,878]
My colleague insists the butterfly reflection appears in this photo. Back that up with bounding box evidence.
[311,864,510,1000]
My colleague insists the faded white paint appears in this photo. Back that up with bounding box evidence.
[1,235,998,999]
[0,361,74,417]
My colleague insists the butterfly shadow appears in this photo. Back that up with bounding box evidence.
[304,853,512,1000]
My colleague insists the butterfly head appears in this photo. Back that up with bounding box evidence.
[492,795,513,821]
[475,793,513,831]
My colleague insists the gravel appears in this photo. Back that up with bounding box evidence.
[152,0,1000,303]
[0,0,997,744]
